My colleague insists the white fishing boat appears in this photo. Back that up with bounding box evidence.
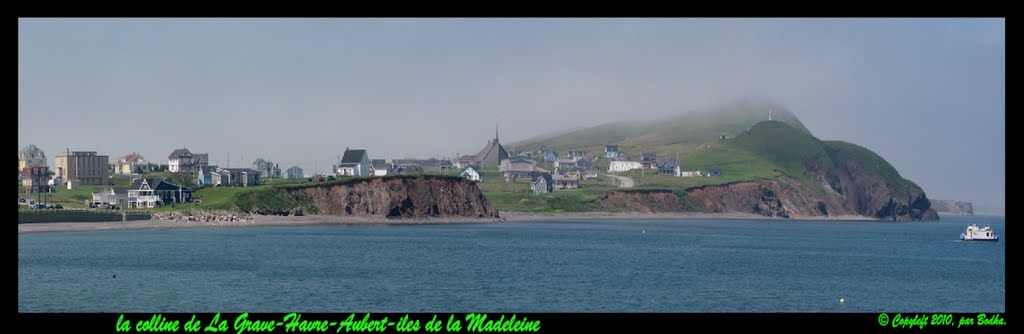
[960,224,998,241]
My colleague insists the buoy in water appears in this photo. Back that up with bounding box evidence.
[642,230,646,234]
[840,298,845,304]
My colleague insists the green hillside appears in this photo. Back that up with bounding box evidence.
[510,100,811,159]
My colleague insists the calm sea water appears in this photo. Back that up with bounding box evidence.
[18,215,1004,312]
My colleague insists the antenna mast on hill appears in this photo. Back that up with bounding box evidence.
[769,108,773,121]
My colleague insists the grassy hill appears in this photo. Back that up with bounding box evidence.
[510,99,811,159]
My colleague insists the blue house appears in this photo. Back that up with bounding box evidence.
[196,165,217,187]
[544,151,558,162]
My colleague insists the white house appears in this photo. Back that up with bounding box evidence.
[372,159,390,176]
[608,161,642,173]
[91,187,128,206]
[167,148,194,173]
[337,148,371,176]
[459,166,482,182]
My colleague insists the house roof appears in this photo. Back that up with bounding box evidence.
[641,152,656,160]
[605,145,618,151]
[219,168,259,173]
[193,153,209,164]
[119,153,144,163]
[531,172,553,184]
[19,144,46,159]
[341,149,368,163]
[660,159,679,169]
[474,140,509,166]
[168,148,192,159]
[129,178,192,192]
[338,163,359,168]
[287,166,303,172]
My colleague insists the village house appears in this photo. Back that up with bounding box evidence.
[608,161,642,173]
[286,166,304,179]
[253,158,282,179]
[371,159,391,176]
[640,153,658,169]
[530,173,553,194]
[337,148,372,176]
[604,145,619,159]
[658,159,681,177]
[55,149,109,186]
[212,168,261,187]
[459,166,482,182]
[553,158,576,169]
[126,178,193,208]
[567,150,587,161]
[196,165,218,187]
[18,144,46,173]
[543,150,558,162]
[500,158,537,181]
[581,167,599,180]
[454,155,477,168]
[193,153,209,171]
[167,148,195,173]
[91,187,128,207]
[552,175,579,189]
[21,165,49,193]
[114,153,149,175]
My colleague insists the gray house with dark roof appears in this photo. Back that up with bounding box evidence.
[531,173,553,194]
[337,148,371,176]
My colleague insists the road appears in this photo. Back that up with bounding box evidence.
[607,174,635,188]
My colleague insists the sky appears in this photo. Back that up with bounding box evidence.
[18,18,1005,214]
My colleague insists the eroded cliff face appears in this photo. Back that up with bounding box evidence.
[681,155,939,221]
[283,176,498,219]
[599,190,686,213]
[683,178,836,219]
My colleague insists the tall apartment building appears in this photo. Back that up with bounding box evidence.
[54,149,109,186]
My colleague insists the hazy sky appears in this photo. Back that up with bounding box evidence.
[18,18,1004,213]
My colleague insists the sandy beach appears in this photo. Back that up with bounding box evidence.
[18,211,879,234]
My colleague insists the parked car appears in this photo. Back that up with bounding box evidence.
[49,204,63,209]
[32,204,46,209]
[18,198,25,203]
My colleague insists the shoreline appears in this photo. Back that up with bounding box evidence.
[19,211,882,234]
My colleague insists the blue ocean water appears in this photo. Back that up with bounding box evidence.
[18,215,1004,312]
